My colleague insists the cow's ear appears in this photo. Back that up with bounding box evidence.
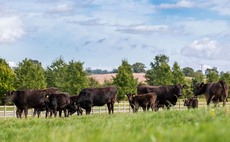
[200,82,204,87]
[183,85,188,89]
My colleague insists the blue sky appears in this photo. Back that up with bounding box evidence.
[0,0,230,72]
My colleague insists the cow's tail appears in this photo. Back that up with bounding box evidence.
[219,80,228,100]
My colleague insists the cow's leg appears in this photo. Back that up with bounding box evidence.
[54,110,57,117]
[223,98,226,107]
[24,108,28,119]
[16,108,22,118]
[33,108,37,117]
[50,110,53,117]
[151,102,156,112]
[64,109,68,117]
[45,109,49,118]
[142,106,147,111]
[214,98,219,107]
[111,102,114,114]
[59,110,62,117]
[107,103,112,114]
[77,107,83,115]
[85,107,91,115]
[206,96,212,107]
[37,110,41,118]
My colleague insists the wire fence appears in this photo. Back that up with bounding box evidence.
[1,100,230,118]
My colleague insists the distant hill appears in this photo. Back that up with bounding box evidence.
[88,73,146,84]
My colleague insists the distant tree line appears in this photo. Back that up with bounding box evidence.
[1,54,230,104]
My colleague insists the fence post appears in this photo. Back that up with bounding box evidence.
[179,101,181,110]
[14,105,16,117]
[118,102,120,113]
[4,105,6,118]
[123,102,125,112]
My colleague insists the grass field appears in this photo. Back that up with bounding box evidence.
[0,108,230,142]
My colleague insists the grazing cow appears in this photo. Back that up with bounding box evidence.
[75,86,117,115]
[126,93,157,113]
[194,80,228,107]
[5,87,58,118]
[183,97,198,109]
[66,95,83,116]
[44,92,70,118]
[137,84,186,110]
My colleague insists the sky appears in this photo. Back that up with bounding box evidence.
[0,0,230,72]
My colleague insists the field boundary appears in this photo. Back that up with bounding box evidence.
[1,100,230,118]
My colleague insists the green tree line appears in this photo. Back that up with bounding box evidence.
[1,54,230,103]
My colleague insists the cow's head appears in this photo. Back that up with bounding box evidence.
[5,90,18,102]
[42,94,51,104]
[183,99,189,107]
[173,84,186,97]
[126,94,134,109]
[126,94,139,113]
[194,82,205,96]
[68,102,83,115]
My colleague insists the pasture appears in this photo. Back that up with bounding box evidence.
[0,108,230,142]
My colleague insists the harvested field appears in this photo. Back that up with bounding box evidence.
[88,73,146,84]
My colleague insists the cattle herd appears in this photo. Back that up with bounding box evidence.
[3,80,229,118]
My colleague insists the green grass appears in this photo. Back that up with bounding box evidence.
[0,108,230,142]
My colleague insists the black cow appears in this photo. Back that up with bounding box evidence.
[5,87,59,118]
[66,95,83,116]
[137,84,186,110]
[183,97,198,109]
[75,86,117,115]
[126,93,157,113]
[44,92,70,118]
[194,80,228,107]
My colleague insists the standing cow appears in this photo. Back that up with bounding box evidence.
[194,80,228,107]
[44,92,70,118]
[126,93,157,113]
[5,87,59,118]
[183,97,198,109]
[75,86,117,115]
[137,84,186,110]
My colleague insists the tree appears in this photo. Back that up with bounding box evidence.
[113,60,138,101]
[88,77,100,88]
[206,70,219,83]
[145,54,172,85]
[14,58,46,90]
[182,67,195,77]
[172,62,186,84]
[132,62,146,73]
[205,67,218,75]
[45,57,67,91]
[220,72,230,85]
[111,68,118,73]
[0,58,16,98]
[192,71,204,85]
[64,60,89,95]
[150,54,169,68]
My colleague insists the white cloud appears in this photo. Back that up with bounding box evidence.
[7,61,17,68]
[203,0,230,16]
[181,38,220,59]
[0,15,25,43]
[116,24,169,34]
[47,3,73,15]
[157,0,194,9]
[177,19,230,37]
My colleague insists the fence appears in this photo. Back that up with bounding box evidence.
[1,101,230,118]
